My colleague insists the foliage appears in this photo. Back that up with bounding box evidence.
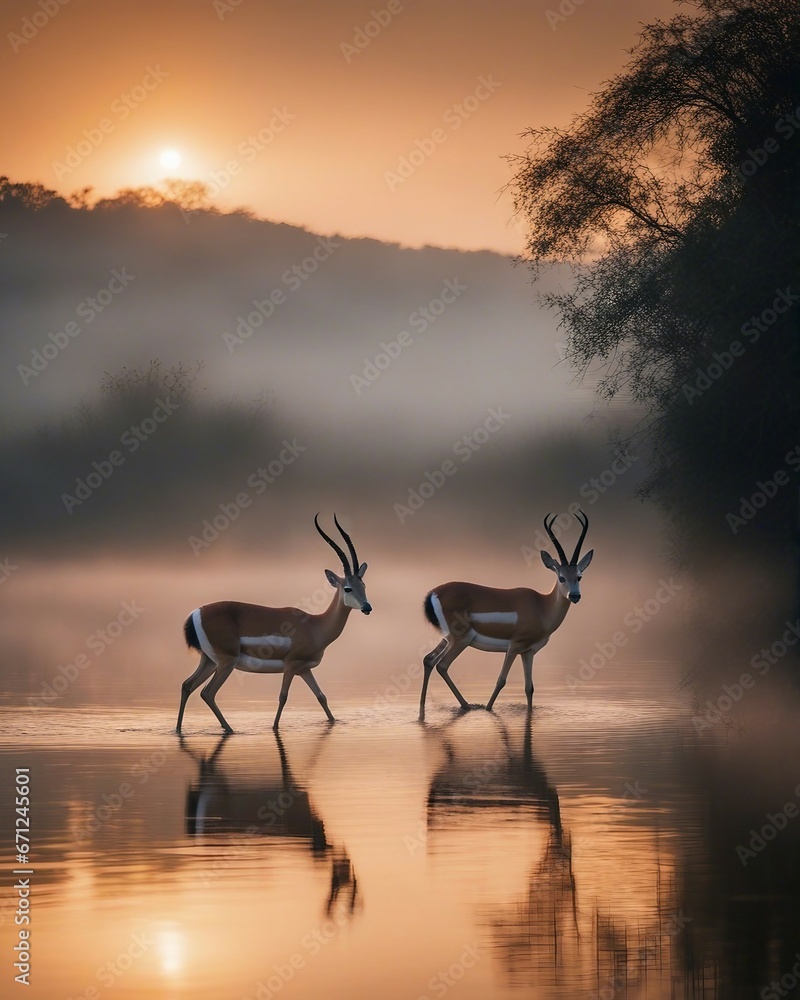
[510,0,800,567]
[0,174,217,215]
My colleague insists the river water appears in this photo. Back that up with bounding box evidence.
[3,667,799,1000]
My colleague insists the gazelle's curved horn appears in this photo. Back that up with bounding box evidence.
[315,513,351,574]
[543,514,569,565]
[334,513,360,573]
[571,509,589,565]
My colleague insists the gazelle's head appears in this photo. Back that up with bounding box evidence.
[315,513,372,614]
[540,510,593,604]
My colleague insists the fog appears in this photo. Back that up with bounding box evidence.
[0,193,591,455]
[1,530,673,713]
[0,189,654,553]
[0,9,792,722]
[4,187,786,721]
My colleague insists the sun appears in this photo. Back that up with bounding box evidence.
[159,149,182,171]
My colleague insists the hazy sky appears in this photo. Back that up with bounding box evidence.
[3,0,676,252]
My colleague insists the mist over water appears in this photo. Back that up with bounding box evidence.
[1,524,672,711]
[5,683,800,1000]
[7,492,798,998]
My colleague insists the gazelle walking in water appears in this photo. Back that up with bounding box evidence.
[176,514,371,733]
[419,511,593,717]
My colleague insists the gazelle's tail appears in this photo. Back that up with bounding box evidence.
[184,611,202,652]
[423,592,441,630]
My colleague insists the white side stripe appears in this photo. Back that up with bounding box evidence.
[471,631,511,652]
[430,592,450,635]
[235,655,286,673]
[470,611,518,625]
[240,635,292,649]
[192,608,219,664]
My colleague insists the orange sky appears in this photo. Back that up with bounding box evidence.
[2,0,676,252]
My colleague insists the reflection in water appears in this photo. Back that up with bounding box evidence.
[424,713,581,989]
[423,710,698,998]
[4,695,800,1000]
[180,730,359,917]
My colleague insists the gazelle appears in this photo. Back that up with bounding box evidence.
[176,514,371,733]
[419,510,593,717]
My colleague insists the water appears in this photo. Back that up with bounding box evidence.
[4,680,799,1000]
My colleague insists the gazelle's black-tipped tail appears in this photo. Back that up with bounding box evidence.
[423,592,440,630]
[184,612,201,652]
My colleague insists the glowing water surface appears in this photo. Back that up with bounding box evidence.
[5,669,799,1000]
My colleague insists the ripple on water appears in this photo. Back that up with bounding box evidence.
[0,686,693,746]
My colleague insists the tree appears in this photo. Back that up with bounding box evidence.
[93,180,216,214]
[0,176,66,209]
[510,0,800,621]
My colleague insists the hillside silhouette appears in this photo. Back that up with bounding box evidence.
[0,177,580,453]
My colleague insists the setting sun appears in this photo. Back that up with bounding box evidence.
[159,148,182,170]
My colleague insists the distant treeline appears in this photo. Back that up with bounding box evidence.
[0,356,648,554]
[0,360,292,551]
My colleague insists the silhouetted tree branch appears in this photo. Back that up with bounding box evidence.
[510,0,800,610]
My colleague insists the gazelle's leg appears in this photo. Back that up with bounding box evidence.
[521,648,534,710]
[433,634,473,710]
[326,847,356,916]
[273,729,292,787]
[176,653,217,733]
[200,655,237,733]
[418,665,434,720]
[419,638,448,719]
[486,644,523,711]
[423,637,448,670]
[273,670,296,729]
[300,671,335,724]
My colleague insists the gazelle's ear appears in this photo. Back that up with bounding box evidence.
[577,549,594,572]
[324,569,340,588]
[540,551,559,572]
[357,562,368,578]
